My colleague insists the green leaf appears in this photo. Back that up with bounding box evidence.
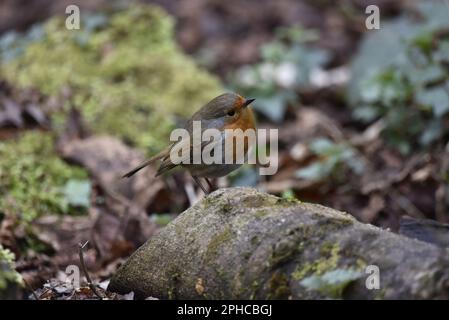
[253,96,288,123]
[297,139,363,181]
[151,213,174,226]
[360,79,383,103]
[296,162,328,181]
[416,87,449,117]
[281,189,296,200]
[231,25,331,124]
[309,138,334,155]
[433,40,449,63]
[417,1,449,29]
[353,105,379,122]
[0,244,23,290]
[62,180,91,208]
[419,120,443,146]
[300,269,363,298]
[348,1,449,152]
[407,64,445,86]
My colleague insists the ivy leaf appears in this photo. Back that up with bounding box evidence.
[296,138,363,181]
[416,87,449,117]
[62,180,91,208]
[419,120,443,146]
[353,105,379,122]
[151,214,174,226]
[253,96,288,123]
[407,64,445,86]
[296,162,328,181]
[309,138,335,155]
[300,269,363,298]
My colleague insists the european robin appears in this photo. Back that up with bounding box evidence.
[122,92,256,194]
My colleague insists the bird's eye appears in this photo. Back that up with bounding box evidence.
[227,110,235,117]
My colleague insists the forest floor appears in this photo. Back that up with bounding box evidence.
[1,0,448,299]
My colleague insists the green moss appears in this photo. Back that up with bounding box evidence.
[0,131,88,223]
[205,227,232,261]
[319,241,337,255]
[270,237,299,268]
[249,280,260,300]
[375,288,386,300]
[292,242,341,281]
[276,197,301,206]
[0,5,222,153]
[242,193,280,208]
[268,272,291,299]
[254,210,270,218]
[355,258,367,270]
[221,202,233,213]
[250,235,260,246]
[0,245,23,291]
[167,287,175,300]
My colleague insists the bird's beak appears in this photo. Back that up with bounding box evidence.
[243,98,255,108]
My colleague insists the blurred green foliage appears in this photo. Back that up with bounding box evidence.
[0,244,22,292]
[281,189,296,200]
[0,5,222,153]
[150,213,175,226]
[349,1,449,154]
[0,132,88,224]
[231,26,330,122]
[296,138,363,182]
[62,180,91,208]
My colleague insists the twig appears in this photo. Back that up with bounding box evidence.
[103,187,133,212]
[390,189,426,219]
[362,153,428,194]
[23,278,39,300]
[78,241,103,299]
[184,181,197,206]
[38,288,52,300]
[435,144,449,222]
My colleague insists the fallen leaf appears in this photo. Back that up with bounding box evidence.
[195,278,205,295]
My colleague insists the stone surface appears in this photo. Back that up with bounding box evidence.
[109,187,449,299]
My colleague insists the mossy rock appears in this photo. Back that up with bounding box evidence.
[0,4,222,152]
[0,131,88,223]
[109,187,449,299]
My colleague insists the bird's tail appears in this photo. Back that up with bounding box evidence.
[122,148,169,178]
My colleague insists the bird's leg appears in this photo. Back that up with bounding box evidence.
[192,175,209,195]
[205,178,214,191]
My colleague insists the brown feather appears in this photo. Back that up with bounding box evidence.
[122,147,170,178]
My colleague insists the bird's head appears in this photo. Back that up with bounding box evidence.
[192,92,255,130]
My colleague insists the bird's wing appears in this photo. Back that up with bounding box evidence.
[156,132,225,176]
[122,146,172,178]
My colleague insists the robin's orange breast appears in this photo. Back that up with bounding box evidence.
[225,108,255,132]
[223,108,256,161]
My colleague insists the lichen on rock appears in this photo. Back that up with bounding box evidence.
[0,4,222,152]
[108,187,449,299]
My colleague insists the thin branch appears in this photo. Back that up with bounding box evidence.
[78,241,103,299]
